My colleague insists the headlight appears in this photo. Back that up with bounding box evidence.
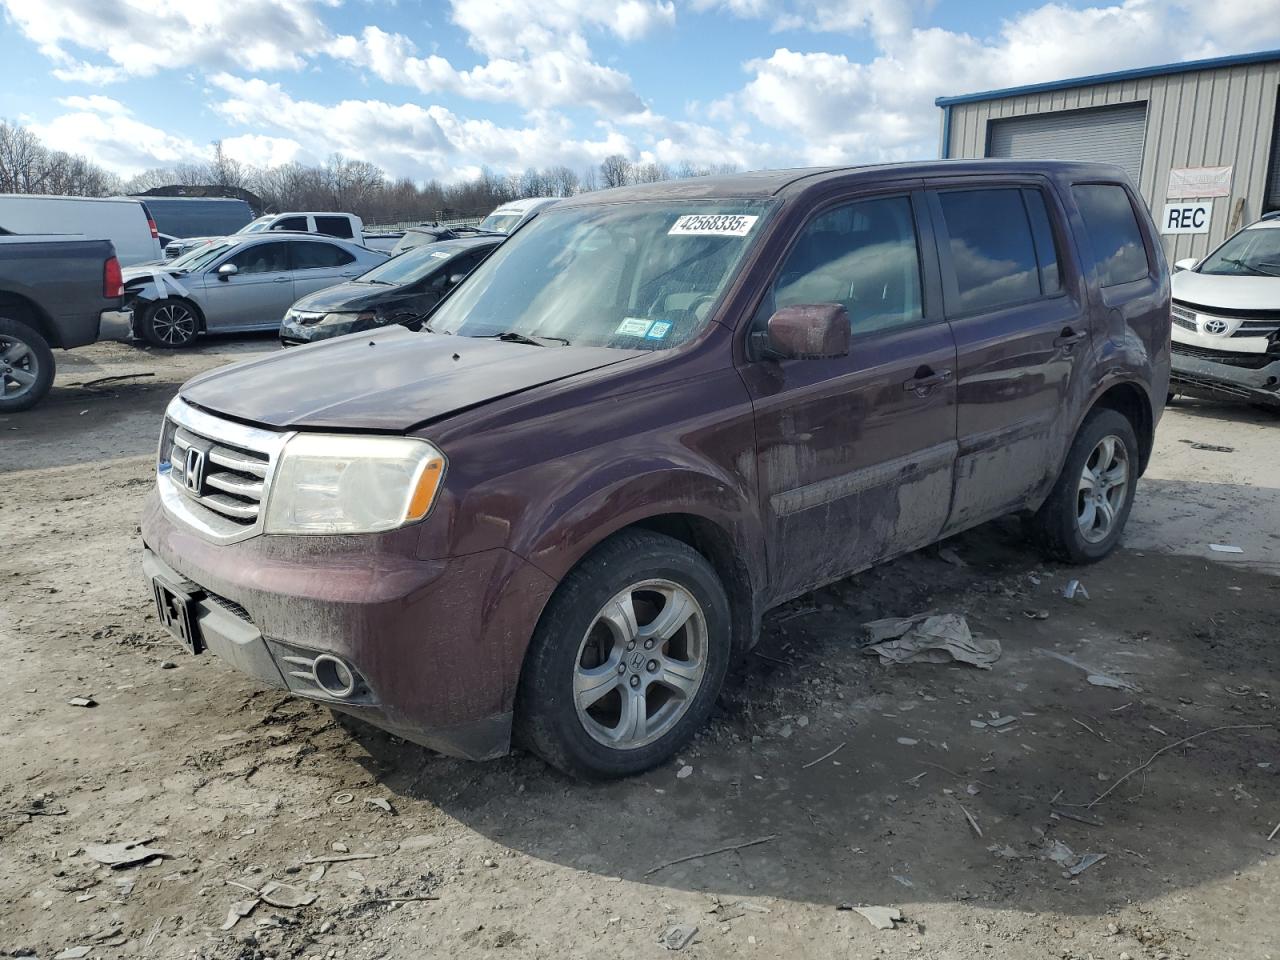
[264,434,446,534]
[321,311,376,328]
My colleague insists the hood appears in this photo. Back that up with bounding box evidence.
[290,280,401,314]
[180,325,638,432]
[1172,269,1280,312]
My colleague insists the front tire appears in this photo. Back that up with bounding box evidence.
[140,299,199,349]
[1029,408,1139,564]
[515,530,732,779]
[0,317,55,413]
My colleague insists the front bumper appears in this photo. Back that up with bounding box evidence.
[140,491,557,760]
[1170,347,1280,407]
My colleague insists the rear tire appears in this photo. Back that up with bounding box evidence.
[1028,408,1139,564]
[515,530,731,779]
[0,317,55,413]
[140,299,199,349]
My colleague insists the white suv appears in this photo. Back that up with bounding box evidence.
[163,212,366,260]
[1170,215,1280,410]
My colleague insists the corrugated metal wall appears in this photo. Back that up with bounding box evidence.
[942,60,1280,260]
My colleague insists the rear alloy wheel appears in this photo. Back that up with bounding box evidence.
[141,300,199,348]
[516,530,731,779]
[0,317,55,413]
[1029,408,1139,563]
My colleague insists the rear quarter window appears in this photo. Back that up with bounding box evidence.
[1072,184,1150,287]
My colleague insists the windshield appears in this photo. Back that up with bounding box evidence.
[237,217,273,234]
[167,239,237,272]
[1198,225,1280,277]
[478,212,523,233]
[428,200,772,349]
[392,230,441,255]
[358,244,462,285]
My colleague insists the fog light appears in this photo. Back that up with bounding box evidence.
[312,654,357,699]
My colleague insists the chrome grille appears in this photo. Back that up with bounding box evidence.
[157,398,291,544]
[1171,303,1197,331]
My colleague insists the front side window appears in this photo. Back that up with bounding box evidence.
[937,188,1042,314]
[226,241,289,274]
[272,216,308,232]
[759,196,924,335]
[428,201,773,350]
[291,241,355,270]
[1197,225,1280,277]
[1073,184,1150,286]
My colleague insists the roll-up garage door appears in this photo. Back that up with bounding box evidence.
[987,103,1147,184]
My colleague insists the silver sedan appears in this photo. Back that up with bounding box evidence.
[122,233,387,348]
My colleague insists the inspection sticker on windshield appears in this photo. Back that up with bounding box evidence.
[616,317,653,337]
[669,214,758,237]
[646,321,672,340]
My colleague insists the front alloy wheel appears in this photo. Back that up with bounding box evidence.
[574,580,708,749]
[142,300,198,348]
[516,530,731,779]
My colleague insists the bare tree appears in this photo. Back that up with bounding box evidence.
[599,154,632,188]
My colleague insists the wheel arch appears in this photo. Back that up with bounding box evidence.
[0,291,59,348]
[1087,380,1155,475]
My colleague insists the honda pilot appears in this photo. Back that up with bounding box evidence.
[142,161,1170,779]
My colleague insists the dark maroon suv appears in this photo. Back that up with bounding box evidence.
[141,161,1170,778]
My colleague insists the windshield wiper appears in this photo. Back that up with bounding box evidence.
[1220,257,1270,276]
[479,330,570,347]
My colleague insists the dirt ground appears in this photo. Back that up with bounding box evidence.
[2,338,1279,960]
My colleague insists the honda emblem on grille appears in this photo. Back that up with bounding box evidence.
[1203,318,1229,335]
[184,446,206,493]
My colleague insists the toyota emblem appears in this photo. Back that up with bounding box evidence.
[1203,318,1229,335]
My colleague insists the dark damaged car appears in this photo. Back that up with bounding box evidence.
[141,161,1170,778]
[279,235,501,345]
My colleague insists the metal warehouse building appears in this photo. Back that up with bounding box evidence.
[936,49,1280,260]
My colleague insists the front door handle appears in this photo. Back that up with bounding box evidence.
[273,277,291,283]
[1054,327,1086,349]
[902,366,954,396]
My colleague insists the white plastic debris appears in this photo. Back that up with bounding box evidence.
[852,906,902,930]
[1209,544,1244,554]
[862,614,1001,670]
[1062,580,1089,600]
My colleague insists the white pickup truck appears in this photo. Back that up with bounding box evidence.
[163,212,396,259]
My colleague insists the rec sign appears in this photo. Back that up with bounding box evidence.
[1160,201,1213,235]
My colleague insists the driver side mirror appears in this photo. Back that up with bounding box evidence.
[1173,257,1198,273]
[755,303,850,361]
[216,263,238,280]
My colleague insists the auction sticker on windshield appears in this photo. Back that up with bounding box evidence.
[669,214,758,237]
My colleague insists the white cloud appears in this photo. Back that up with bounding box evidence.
[207,73,637,181]
[330,26,644,115]
[219,134,305,168]
[733,0,1280,166]
[31,101,210,176]
[448,0,675,58]
[1,0,336,81]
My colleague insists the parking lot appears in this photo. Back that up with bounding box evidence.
[2,336,1278,959]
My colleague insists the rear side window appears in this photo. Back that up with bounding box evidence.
[936,188,1041,314]
[1072,184,1150,286]
[1022,189,1062,295]
[291,242,355,270]
[765,195,924,336]
[315,215,354,239]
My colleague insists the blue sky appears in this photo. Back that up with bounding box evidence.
[2,0,1279,184]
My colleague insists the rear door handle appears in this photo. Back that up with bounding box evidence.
[1054,327,1086,348]
[902,367,953,395]
[273,277,291,283]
